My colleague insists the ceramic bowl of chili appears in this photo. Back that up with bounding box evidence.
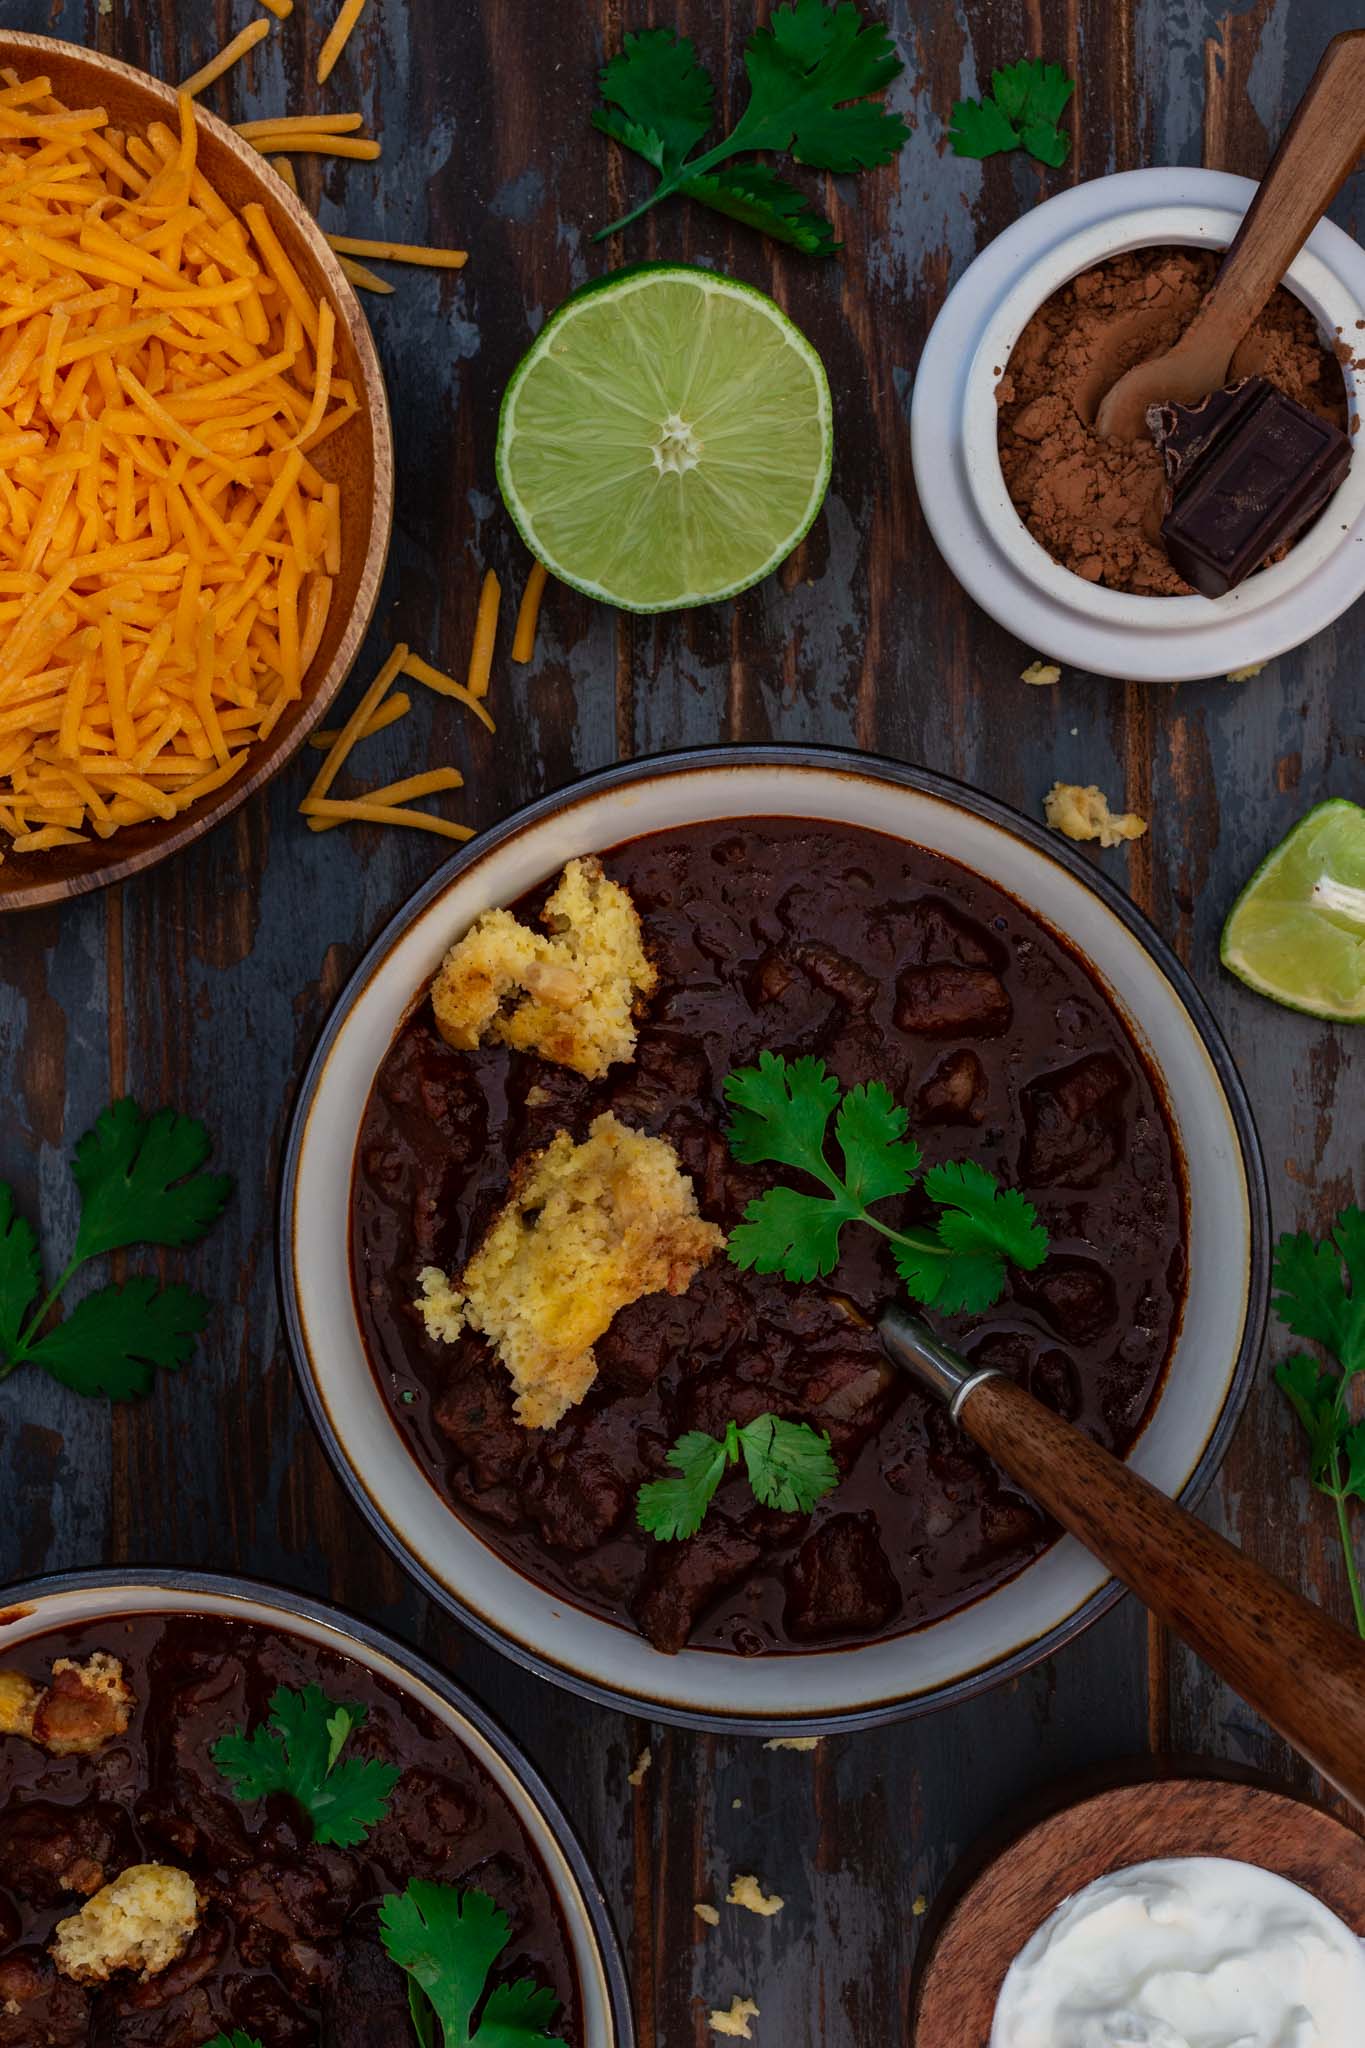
[0,1568,632,2046]
[911,165,1365,681]
[280,745,1270,1732]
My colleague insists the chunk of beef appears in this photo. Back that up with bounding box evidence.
[0,1949,89,2046]
[1018,1258,1118,1344]
[221,1977,315,2048]
[916,1049,987,1124]
[675,1370,776,1444]
[434,1356,526,1489]
[608,1029,709,1122]
[1030,1348,1082,1422]
[369,1765,481,1871]
[792,941,877,1012]
[748,948,796,1004]
[110,1915,229,2012]
[593,1297,679,1394]
[318,1935,416,2046]
[895,965,1012,1038]
[1021,1053,1129,1187]
[0,1800,128,1905]
[976,1490,1049,1559]
[792,1350,899,1458]
[633,1519,763,1655]
[379,1027,487,1161]
[882,896,1003,968]
[783,1512,901,1642]
[521,1442,630,1552]
[0,1896,18,1950]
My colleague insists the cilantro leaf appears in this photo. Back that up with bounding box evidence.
[0,1183,41,1363]
[728,1184,856,1283]
[891,1236,1007,1317]
[212,1684,400,1847]
[738,1414,838,1514]
[25,1278,208,1399]
[379,1880,566,2048]
[725,1051,842,1182]
[593,3,907,251]
[200,2035,264,2048]
[922,1159,1050,1273]
[73,1099,232,1260]
[635,1428,731,1540]
[949,56,1074,167]
[835,1082,921,1207]
[1272,1209,1365,1637]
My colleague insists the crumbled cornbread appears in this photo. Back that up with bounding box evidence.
[627,1745,653,1787]
[1227,662,1266,681]
[727,1874,784,1918]
[417,1113,724,1429]
[1020,659,1062,685]
[415,1266,468,1346]
[763,1736,820,1752]
[430,856,656,1078]
[51,1864,198,1984]
[0,1654,132,1756]
[0,1670,39,1740]
[1043,782,1148,849]
[695,1902,721,1927]
[709,1996,760,2039]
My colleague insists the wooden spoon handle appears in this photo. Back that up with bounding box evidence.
[960,1372,1365,1810]
[1192,29,1365,353]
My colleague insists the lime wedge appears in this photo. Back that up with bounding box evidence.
[1220,799,1365,1022]
[496,265,832,613]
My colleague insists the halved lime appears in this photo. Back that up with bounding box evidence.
[1220,798,1365,1022]
[496,265,832,613]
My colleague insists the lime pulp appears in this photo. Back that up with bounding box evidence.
[1220,798,1365,1022]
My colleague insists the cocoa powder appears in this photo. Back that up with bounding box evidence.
[995,247,1349,596]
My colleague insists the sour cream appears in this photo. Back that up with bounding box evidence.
[989,1856,1365,2048]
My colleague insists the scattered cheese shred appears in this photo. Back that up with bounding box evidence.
[0,77,346,858]
[259,137,381,162]
[254,0,294,17]
[512,560,548,664]
[466,568,500,699]
[236,113,364,139]
[304,764,462,832]
[338,255,395,295]
[317,0,371,86]
[325,233,468,270]
[309,690,410,748]
[180,18,272,99]
[299,796,474,840]
[401,651,496,733]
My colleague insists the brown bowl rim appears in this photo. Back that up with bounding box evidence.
[0,31,395,913]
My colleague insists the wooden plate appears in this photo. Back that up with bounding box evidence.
[0,32,394,913]
[911,1765,1365,2045]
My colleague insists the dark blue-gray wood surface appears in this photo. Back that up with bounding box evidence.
[1,2,1361,2041]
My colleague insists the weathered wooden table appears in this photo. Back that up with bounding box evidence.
[2,2,1362,2040]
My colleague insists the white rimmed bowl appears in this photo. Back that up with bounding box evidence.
[911,167,1365,681]
[280,746,1270,1731]
[0,1568,632,2047]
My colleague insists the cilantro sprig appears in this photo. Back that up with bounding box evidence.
[211,1684,401,1848]
[380,1879,567,2048]
[0,1100,231,1400]
[1272,1207,1365,1636]
[724,1053,1048,1314]
[637,1413,839,1541]
[949,58,1075,168]
[592,2,909,255]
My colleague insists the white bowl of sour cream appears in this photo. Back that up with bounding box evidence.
[991,1855,1365,2048]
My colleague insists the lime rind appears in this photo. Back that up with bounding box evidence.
[495,265,833,614]
[1220,798,1365,1023]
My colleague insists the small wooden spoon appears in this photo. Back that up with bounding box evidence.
[878,1305,1365,1811]
[1095,30,1365,442]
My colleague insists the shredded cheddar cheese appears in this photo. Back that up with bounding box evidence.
[317,0,371,87]
[465,569,500,699]
[325,234,467,271]
[180,19,272,100]
[235,113,365,139]
[338,255,394,295]
[512,560,548,663]
[401,651,495,733]
[309,689,410,748]
[0,78,350,857]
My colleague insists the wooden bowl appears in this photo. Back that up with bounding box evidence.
[911,1764,1365,2045]
[0,32,394,913]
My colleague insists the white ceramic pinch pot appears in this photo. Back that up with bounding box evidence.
[911,166,1365,681]
[280,746,1270,1733]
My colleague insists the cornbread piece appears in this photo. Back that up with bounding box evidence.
[1043,782,1148,849]
[764,1736,821,1752]
[430,856,656,1078]
[1020,659,1062,685]
[51,1864,198,1984]
[415,1266,467,1346]
[0,1654,132,1757]
[627,1747,653,1788]
[417,1113,724,1428]
[710,1995,760,2039]
[727,1874,784,1918]
[695,1902,721,1926]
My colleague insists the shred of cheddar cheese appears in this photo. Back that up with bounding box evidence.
[0,75,350,856]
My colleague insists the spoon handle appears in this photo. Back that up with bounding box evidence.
[879,1308,1365,1810]
[1193,29,1365,353]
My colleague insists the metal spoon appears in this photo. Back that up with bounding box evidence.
[879,1303,1365,1811]
[1095,31,1365,443]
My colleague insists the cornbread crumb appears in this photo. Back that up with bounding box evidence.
[1044,782,1148,849]
[51,1865,198,1984]
[1021,659,1062,686]
[710,1996,760,2039]
[430,856,656,1078]
[415,1266,467,1345]
[0,1671,39,1740]
[431,1112,724,1429]
[912,1894,928,1917]
[763,1736,820,1752]
[727,1874,784,1918]
[1227,661,1266,681]
[695,1902,721,1927]
[627,1746,652,1787]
